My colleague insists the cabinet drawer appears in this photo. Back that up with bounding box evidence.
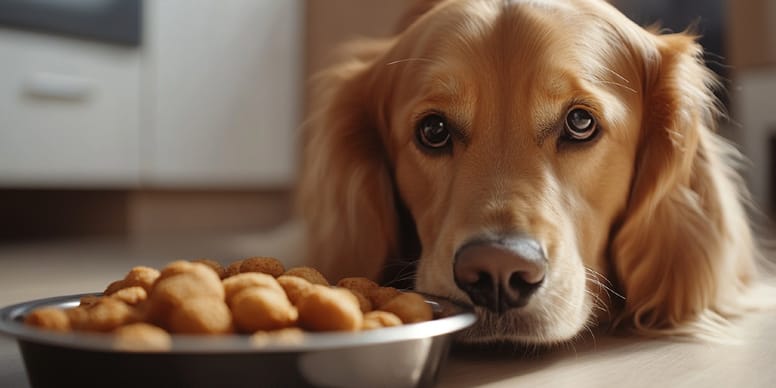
[0,28,141,187]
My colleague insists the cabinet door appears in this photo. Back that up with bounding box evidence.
[733,70,776,210]
[144,0,303,188]
[0,29,141,187]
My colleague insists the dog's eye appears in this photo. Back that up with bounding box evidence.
[564,108,598,141]
[416,114,451,149]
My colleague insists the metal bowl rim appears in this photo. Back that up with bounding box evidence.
[0,293,477,354]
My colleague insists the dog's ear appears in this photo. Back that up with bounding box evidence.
[297,40,400,281]
[611,33,757,336]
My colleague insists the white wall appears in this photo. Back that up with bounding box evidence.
[143,0,303,188]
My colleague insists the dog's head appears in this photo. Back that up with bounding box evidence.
[299,0,756,344]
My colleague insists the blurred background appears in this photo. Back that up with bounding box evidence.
[0,0,774,244]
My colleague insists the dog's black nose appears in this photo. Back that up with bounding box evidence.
[453,236,547,313]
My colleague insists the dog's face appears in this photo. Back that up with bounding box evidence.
[381,0,643,343]
[300,0,757,344]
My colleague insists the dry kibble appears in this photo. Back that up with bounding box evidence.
[231,287,298,333]
[190,259,225,279]
[348,289,373,313]
[251,327,305,347]
[104,280,126,296]
[297,285,362,332]
[25,258,436,345]
[79,295,102,308]
[336,277,379,292]
[283,267,329,286]
[151,274,225,308]
[239,257,285,277]
[147,273,225,326]
[73,298,139,332]
[122,266,161,293]
[24,308,71,332]
[158,261,220,287]
[223,260,244,279]
[105,266,160,295]
[363,287,402,309]
[157,260,198,280]
[223,273,284,306]
[65,307,90,329]
[379,292,433,324]
[362,311,403,330]
[110,286,147,306]
[276,275,314,306]
[113,323,172,351]
[168,298,233,335]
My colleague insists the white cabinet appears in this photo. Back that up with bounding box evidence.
[733,69,776,211]
[142,0,302,188]
[0,28,142,187]
[0,0,302,188]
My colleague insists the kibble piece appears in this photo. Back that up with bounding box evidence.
[147,273,225,326]
[151,273,225,307]
[378,292,433,324]
[104,280,127,296]
[110,286,147,306]
[347,289,373,313]
[362,311,403,330]
[297,285,362,332]
[276,275,314,306]
[283,267,329,286]
[251,327,305,346]
[363,287,402,309]
[168,298,233,335]
[24,308,71,332]
[113,323,172,351]
[231,287,298,333]
[79,295,102,308]
[122,266,161,293]
[158,261,220,287]
[191,259,225,279]
[65,307,90,329]
[222,273,284,306]
[336,277,379,292]
[239,257,285,277]
[223,260,244,279]
[105,266,160,296]
[73,298,138,332]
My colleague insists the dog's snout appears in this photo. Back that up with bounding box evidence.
[454,236,547,313]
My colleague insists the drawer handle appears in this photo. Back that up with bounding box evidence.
[24,72,94,101]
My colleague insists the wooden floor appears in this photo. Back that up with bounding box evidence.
[1,235,774,387]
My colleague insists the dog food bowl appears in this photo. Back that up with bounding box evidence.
[0,293,476,388]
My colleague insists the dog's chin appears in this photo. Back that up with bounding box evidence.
[450,305,587,345]
[415,266,592,345]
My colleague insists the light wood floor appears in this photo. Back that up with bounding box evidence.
[1,235,774,387]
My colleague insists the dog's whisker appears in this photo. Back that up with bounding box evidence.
[584,267,615,286]
[550,293,583,314]
[585,290,610,313]
[593,79,638,94]
[601,66,630,83]
[584,267,626,301]
[384,57,436,66]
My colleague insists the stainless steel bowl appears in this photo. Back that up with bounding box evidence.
[0,293,476,388]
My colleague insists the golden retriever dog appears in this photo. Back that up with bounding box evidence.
[297,0,764,344]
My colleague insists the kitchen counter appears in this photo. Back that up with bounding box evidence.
[1,236,774,388]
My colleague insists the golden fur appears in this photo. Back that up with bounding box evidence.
[297,0,765,344]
